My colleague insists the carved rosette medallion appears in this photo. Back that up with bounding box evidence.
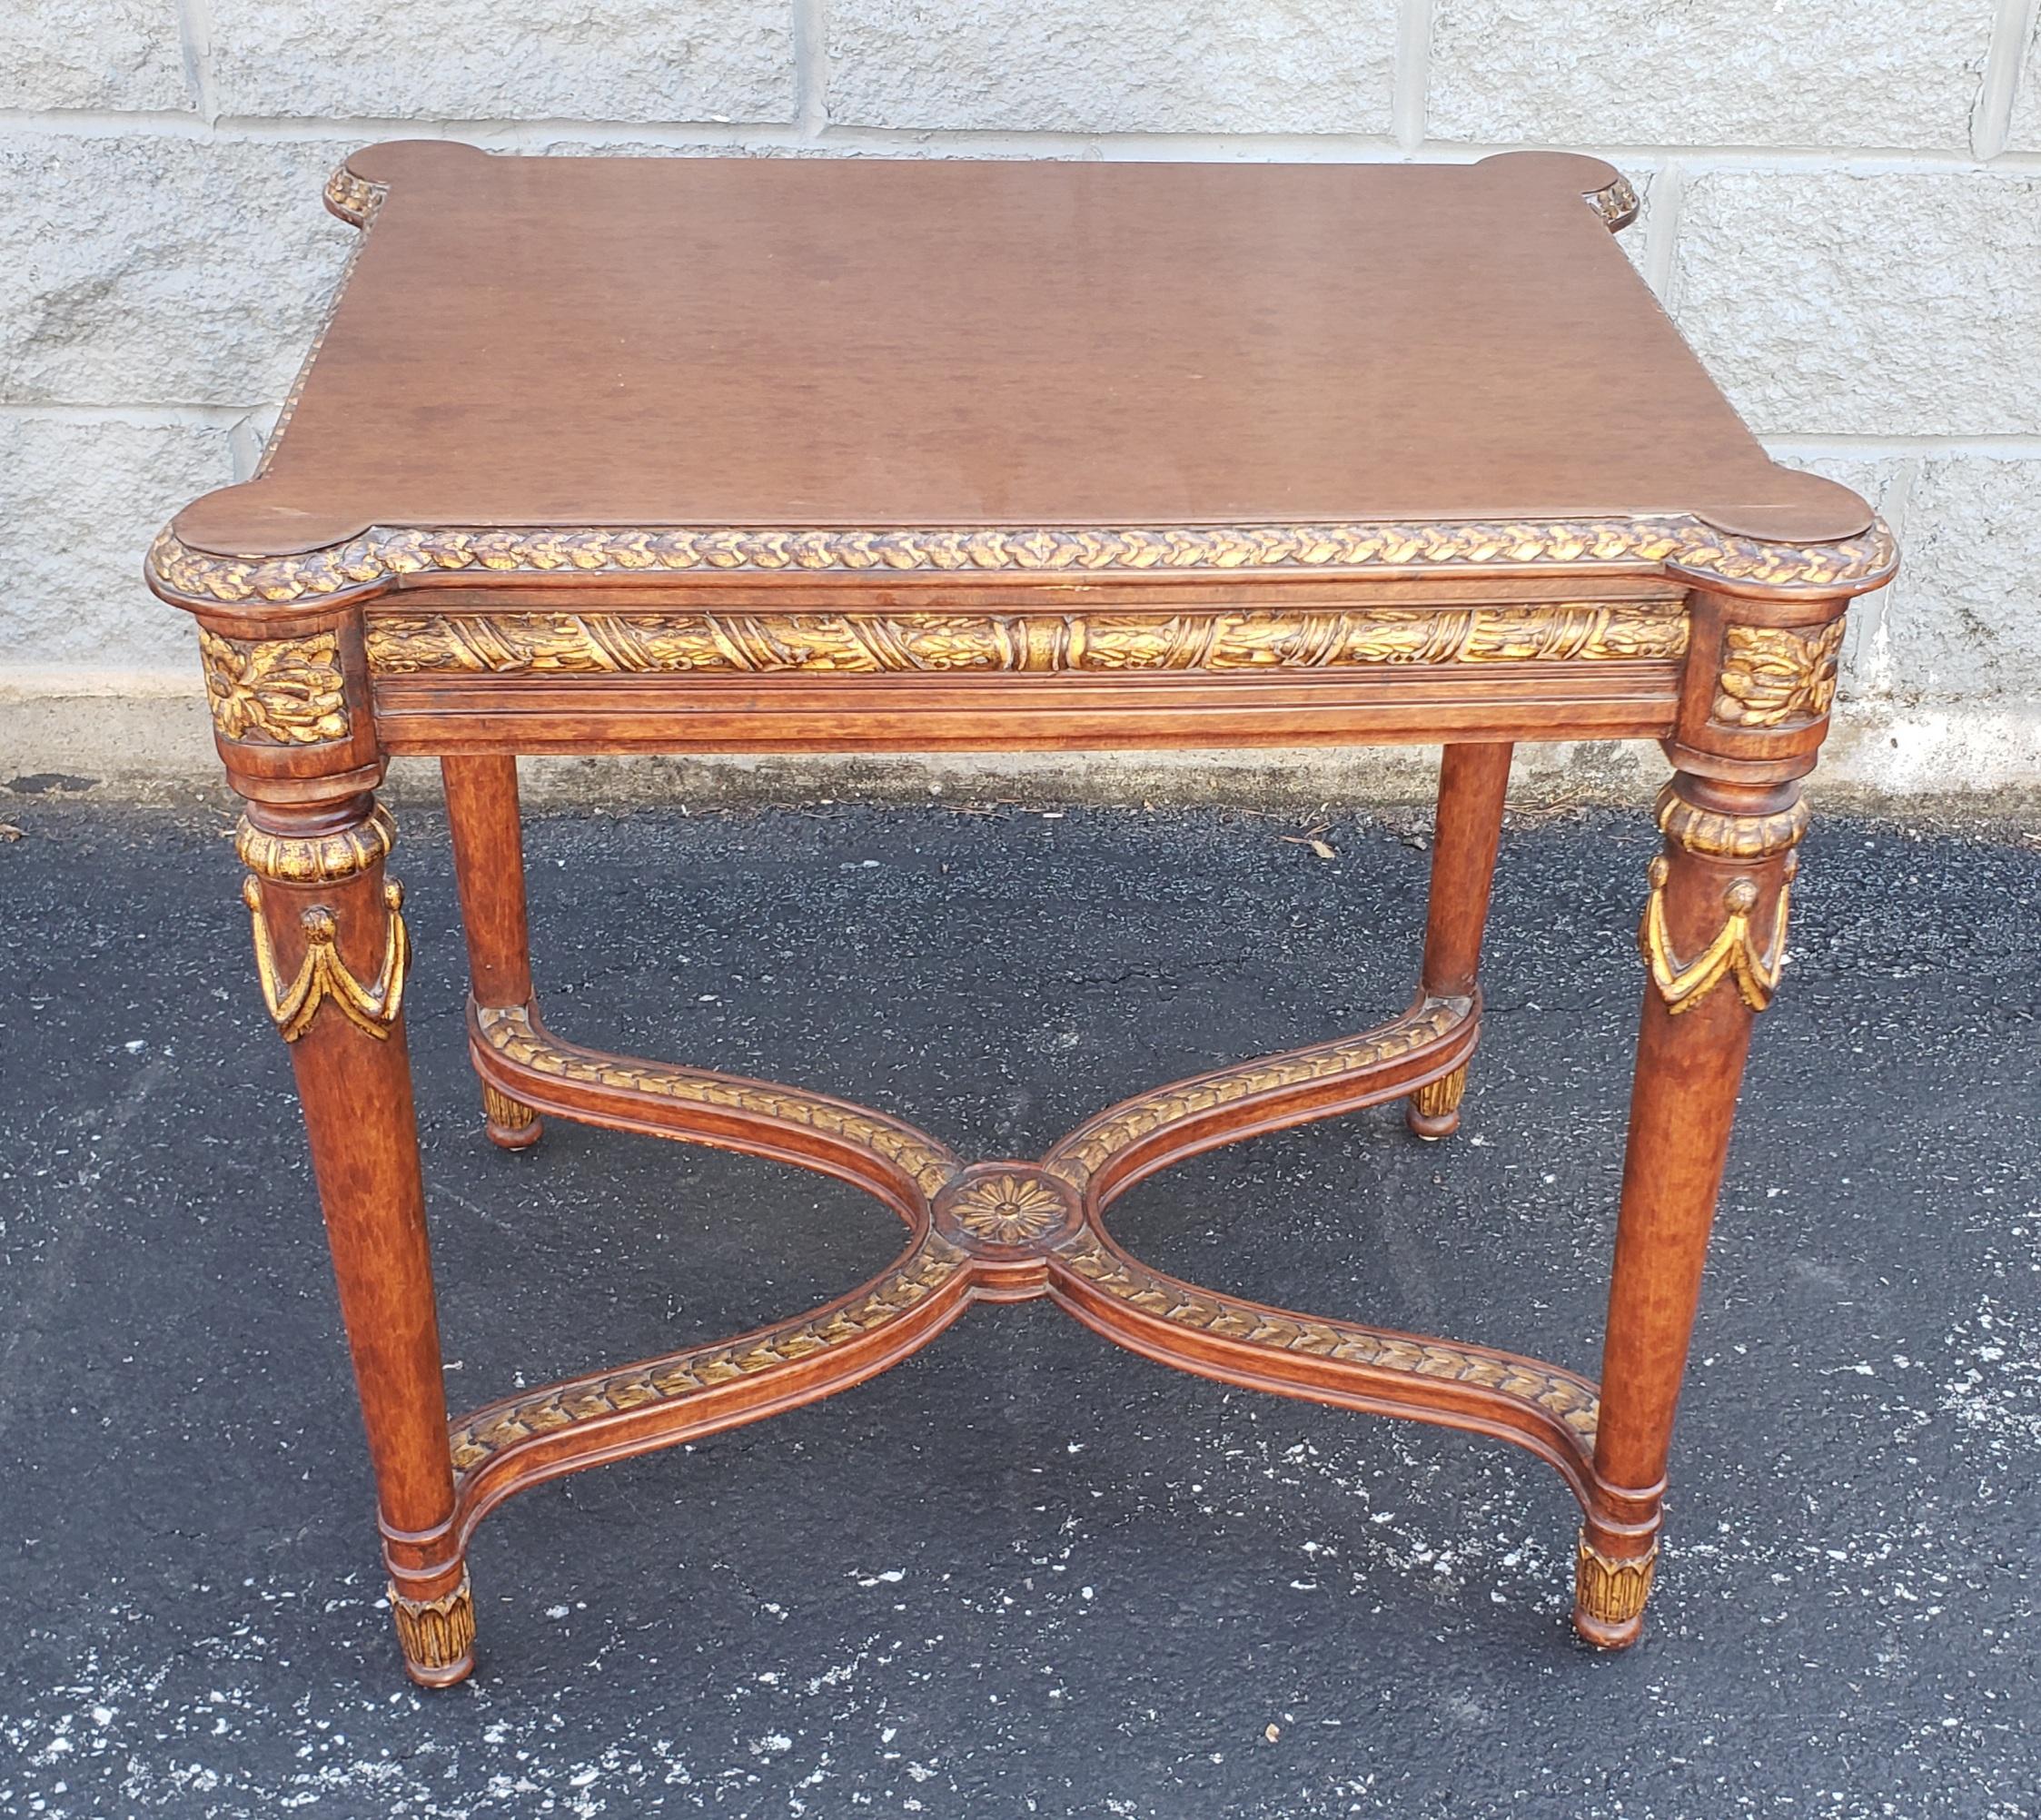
[197,626,350,745]
[1710,620,1846,728]
[390,1572,475,1677]
[941,1172,1073,1248]
[1575,1538,1657,1631]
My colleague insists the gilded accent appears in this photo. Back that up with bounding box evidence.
[448,1236,968,1476]
[481,1082,538,1133]
[235,805,395,885]
[1409,1064,1467,1122]
[244,876,411,1042]
[1584,173,1640,232]
[1047,1001,1463,1188]
[1665,527,1892,594]
[146,517,1897,608]
[390,1572,474,1672]
[197,626,350,746]
[1710,620,1846,727]
[475,1004,956,1195]
[948,1174,1067,1245]
[1640,853,1795,1016]
[324,163,387,227]
[1654,786,1808,862]
[364,601,1689,678]
[1060,1232,1600,1445]
[1574,1538,1657,1629]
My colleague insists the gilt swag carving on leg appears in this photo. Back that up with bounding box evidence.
[243,875,411,1043]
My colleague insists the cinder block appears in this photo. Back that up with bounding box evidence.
[207,0,796,124]
[1883,456,2041,697]
[0,415,235,668]
[1761,450,1909,698]
[1429,0,1987,151]
[0,134,350,410]
[826,0,1398,134]
[2005,12,2041,150]
[0,3,191,111]
[1671,171,2041,437]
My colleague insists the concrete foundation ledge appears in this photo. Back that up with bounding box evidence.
[3,670,2037,816]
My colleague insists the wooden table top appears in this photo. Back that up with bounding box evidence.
[168,142,1868,569]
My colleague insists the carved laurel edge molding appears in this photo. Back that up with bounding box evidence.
[389,1571,474,1674]
[447,1234,968,1479]
[1057,1231,1600,1450]
[1584,173,1640,232]
[474,1004,956,1195]
[323,163,388,227]
[1046,1000,1463,1189]
[1575,1538,1657,1628]
[147,518,1898,610]
[364,600,1687,678]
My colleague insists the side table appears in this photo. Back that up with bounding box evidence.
[146,143,1895,1686]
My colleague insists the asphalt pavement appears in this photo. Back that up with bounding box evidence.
[2,792,2036,1818]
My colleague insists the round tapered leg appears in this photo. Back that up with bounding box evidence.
[444,756,544,1152]
[237,793,474,1686]
[1575,773,1804,1648]
[1406,742,1511,1139]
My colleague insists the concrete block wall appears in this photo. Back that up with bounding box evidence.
[4,1,2038,799]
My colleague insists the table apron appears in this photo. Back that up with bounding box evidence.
[371,664,1680,754]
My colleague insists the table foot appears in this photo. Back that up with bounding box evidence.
[1571,1534,1656,1649]
[1404,1063,1468,1140]
[481,1082,542,1151]
[390,1568,477,1688]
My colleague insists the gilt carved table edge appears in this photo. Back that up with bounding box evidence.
[145,515,1897,618]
